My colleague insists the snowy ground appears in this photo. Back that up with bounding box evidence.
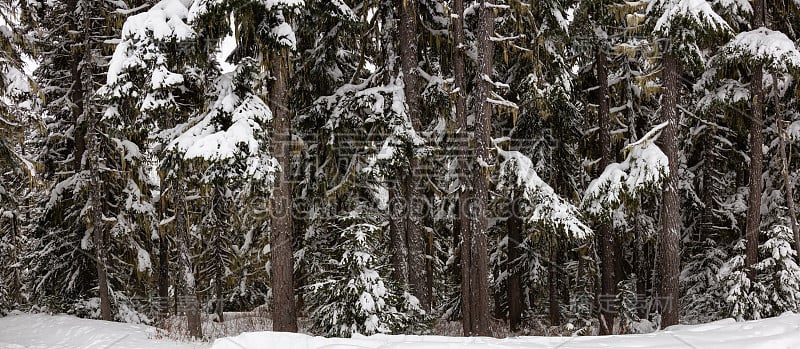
[3,312,800,349]
[211,313,800,349]
[0,313,207,349]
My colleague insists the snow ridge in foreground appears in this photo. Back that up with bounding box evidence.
[2,313,800,349]
[212,313,800,349]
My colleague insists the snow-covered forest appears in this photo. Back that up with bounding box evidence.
[1,0,800,341]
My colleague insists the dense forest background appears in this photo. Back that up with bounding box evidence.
[1,0,800,339]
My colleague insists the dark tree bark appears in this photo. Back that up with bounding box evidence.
[452,0,473,336]
[174,180,202,338]
[507,199,523,332]
[596,46,616,335]
[772,74,799,257]
[269,48,298,333]
[396,0,430,311]
[213,184,226,323]
[658,53,681,328]
[389,185,409,285]
[157,190,170,322]
[90,156,111,322]
[461,0,494,336]
[745,0,765,277]
[547,245,560,326]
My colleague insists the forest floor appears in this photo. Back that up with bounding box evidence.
[2,311,800,349]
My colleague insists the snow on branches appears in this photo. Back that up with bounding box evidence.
[168,61,277,183]
[496,148,592,240]
[715,28,800,73]
[583,122,669,221]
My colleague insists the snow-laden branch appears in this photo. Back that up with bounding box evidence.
[583,122,670,220]
[715,28,800,73]
[496,148,593,240]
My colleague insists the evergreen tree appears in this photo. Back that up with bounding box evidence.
[646,0,730,327]
[25,0,142,319]
[0,0,36,311]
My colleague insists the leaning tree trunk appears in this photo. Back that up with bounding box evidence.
[269,48,298,333]
[658,53,681,328]
[596,46,617,335]
[461,0,494,336]
[174,179,202,338]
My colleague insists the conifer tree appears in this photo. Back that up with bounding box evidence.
[0,0,36,311]
[25,0,142,318]
[646,0,730,327]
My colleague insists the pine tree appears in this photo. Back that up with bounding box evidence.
[101,0,208,333]
[305,204,423,336]
[25,0,144,318]
[0,0,36,311]
[646,0,730,327]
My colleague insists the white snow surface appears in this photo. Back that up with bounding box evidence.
[4,313,800,348]
[209,313,800,349]
[0,313,207,349]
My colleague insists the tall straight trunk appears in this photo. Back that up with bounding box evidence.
[157,189,170,322]
[658,54,681,328]
[389,185,409,285]
[548,244,560,326]
[174,179,202,338]
[213,184,226,323]
[507,198,522,332]
[10,212,21,304]
[462,0,494,336]
[397,0,430,311]
[90,169,112,321]
[773,75,799,256]
[745,0,766,279]
[700,132,716,242]
[452,0,473,336]
[269,48,298,333]
[596,46,616,335]
[424,197,435,310]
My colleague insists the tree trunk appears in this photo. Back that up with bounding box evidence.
[397,0,430,311]
[86,57,111,321]
[424,197,436,311]
[548,245,560,326]
[462,0,494,336]
[174,179,202,338]
[213,184,226,323]
[452,0,472,336]
[745,73,764,276]
[658,53,681,328]
[389,185,409,285]
[157,189,170,322]
[596,46,616,335]
[507,198,522,332]
[10,212,21,305]
[269,48,298,333]
[745,0,766,280]
[773,75,799,257]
